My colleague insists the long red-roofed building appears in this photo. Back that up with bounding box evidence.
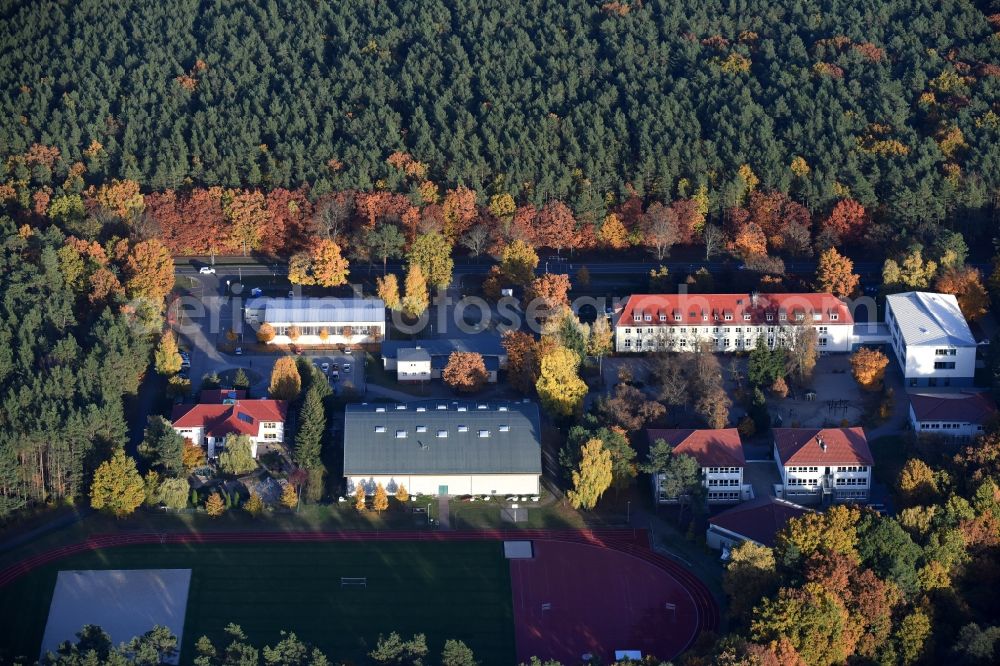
[772,427,872,505]
[172,397,287,458]
[615,292,854,353]
[645,428,750,505]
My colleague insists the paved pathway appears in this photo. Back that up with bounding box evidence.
[437,496,451,529]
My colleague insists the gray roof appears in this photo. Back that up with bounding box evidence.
[380,337,505,359]
[398,348,431,363]
[886,292,976,347]
[261,298,385,324]
[343,400,542,475]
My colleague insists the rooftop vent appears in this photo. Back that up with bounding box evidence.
[375,407,386,413]
[374,426,386,433]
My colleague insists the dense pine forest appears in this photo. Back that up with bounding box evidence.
[2,0,999,237]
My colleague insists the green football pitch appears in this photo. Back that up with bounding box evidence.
[0,540,515,664]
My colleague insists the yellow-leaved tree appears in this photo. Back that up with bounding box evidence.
[567,438,613,510]
[354,483,366,511]
[815,247,860,297]
[269,356,302,401]
[395,484,409,503]
[205,492,225,517]
[850,347,889,390]
[402,263,430,318]
[377,273,401,311]
[373,483,389,514]
[535,346,588,417]
[280,483,299,510]
[500,239,539,286]
[154,330,182,376]
[90,449,145,517]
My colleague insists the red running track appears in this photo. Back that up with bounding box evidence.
[0,529,718,661]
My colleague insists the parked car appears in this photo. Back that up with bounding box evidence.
[330,371,340,382]
[287,290,294,298]
[234,347,243,355]
[320,362,330,372]
[250,287,263,297]
[343,363,351,373]
[198,266,216,274]
[344,348,352,355]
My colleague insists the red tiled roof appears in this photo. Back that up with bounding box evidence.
[773,427,872,466]
[909,392,997,424]
[709,497,813,547]
[171,400,287,438]
[646,428,745,468]
[616,293,853,328]
[199,389,248,404]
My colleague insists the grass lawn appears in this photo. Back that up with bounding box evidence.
[0,540,514,665]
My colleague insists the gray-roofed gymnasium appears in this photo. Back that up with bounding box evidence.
[244,297,386,346]
[343,400,542,497]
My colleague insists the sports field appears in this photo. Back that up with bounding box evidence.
[0,540,515,664]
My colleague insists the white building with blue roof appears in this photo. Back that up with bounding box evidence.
[244,297,386,347]
[885,291,977,387]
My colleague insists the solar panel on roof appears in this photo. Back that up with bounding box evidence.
[237,412,254,424]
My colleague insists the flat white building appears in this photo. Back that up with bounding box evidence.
[343,400,542,497]
[885,292,976,388]
[397,348,432,382]
[774,428,872,505]
[645,428,751,505]
[615,293,854,354]
[908,391,996,441]
[245,297,386,347]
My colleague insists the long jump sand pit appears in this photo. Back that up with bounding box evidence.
[40,569,191,663]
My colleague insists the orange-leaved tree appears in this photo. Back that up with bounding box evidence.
[442,352,489,393]
[815,247,860,297]
[850,347,889,389]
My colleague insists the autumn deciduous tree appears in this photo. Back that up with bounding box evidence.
[377,274,401,310]
[218,434,258,475]
[641,203,680,259]
[257,322,276,343]
[750,583,850,666]
[724,541,779,619]
[536,345,587,417]
[244,491,264,517]
[269,356,302,401]
[527,273,571,314]
[816,247,860,297]
[354,483,366,511]
[402,263,430,318]
[728,220,768,258]
[205,492,225,517]
[408,231,453,289]
[288,238,349,287]
[898,459,939,506]
[586,316,613,375]
[851,348,889,389]
[442,352,489,393]
[224,190,268,256]
[502,330,540,394]
[442,185,477,241]
[776,505,861,567]
[934,266,990,321]
[373,482,389,514]
[567,438,613,510]
[534,201,577,252]
[395,484,409,503]
[90,449,145,517]
[883,247,938,290]
[598,213,630,249]
[182,440,206,471]
[280,482,299,509]
[500,239,538,286]
[822,199,867,244]
[95,179,144,220]
[125,239,174,304]
[154,330,182,376]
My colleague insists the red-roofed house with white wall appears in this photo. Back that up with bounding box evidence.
[172,398,287,458]
[646,428,751,504]
[615,293,854,353]
[773,427,873,504]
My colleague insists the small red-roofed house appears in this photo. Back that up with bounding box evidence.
[706,496,813,551]
[172,398,287,458]
[773,427,872,504]
[646,428,750,505]
[908,391,996,441]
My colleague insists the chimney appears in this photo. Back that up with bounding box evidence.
[750,291,759,307]
[817,436,827,452]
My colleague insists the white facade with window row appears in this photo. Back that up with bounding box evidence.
[884,292,976,388]
[615,293,854,353]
